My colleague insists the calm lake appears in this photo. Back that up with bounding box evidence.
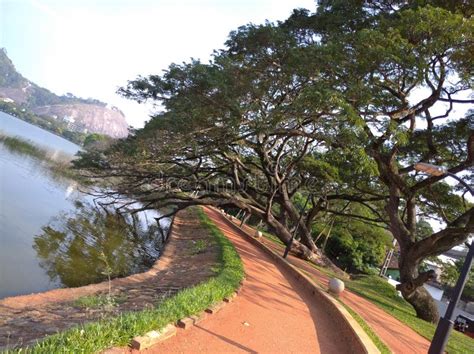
[0,112,165,299]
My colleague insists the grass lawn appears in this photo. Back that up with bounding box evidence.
[261,229,285,246]
[338,300,391,354]
[346,275,473,354]
[73,294,127,309]
[9,207,244,353]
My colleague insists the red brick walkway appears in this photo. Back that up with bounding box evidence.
[140,207,356,353]
[236,219,431,354]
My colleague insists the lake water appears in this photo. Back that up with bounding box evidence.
[0,112,164,299]
[0,111,80,156]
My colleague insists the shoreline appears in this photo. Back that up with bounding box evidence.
[0,133,86,183]
[0,208,221,349]
[0,133,168,300]
[0,108,85,147]
[0,214,174,307]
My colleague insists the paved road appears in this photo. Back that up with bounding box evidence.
[142,207,354,353]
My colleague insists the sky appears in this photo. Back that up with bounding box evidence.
[0,0,317,128]
[1,0,471,241]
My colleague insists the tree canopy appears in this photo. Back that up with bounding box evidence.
[76,0,473,323]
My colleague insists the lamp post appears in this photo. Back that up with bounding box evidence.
[414,163,474,354]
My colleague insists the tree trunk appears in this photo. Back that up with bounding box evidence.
[278,196,320,254]
[266,213,319,261]
[298,226,320,253]
[398,284,439,323]
[397,258,440,323]
[265,213,343,272]
[277,208,289,229]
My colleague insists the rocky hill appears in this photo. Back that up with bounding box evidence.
[0,48,128,138]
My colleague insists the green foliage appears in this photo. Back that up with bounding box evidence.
[83,133,113,151]
[439,256,474,302]
[26,85,61,107]
[439,261,461,287]
[73,294,127,309]
[298,156,340,183]
[419,182,470,222]
[346,275,474,354]
[314,218,391,273]
[415,219,434,241]
[0,48,24,87]
[84,133,106,147]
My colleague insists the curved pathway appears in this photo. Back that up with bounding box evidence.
[237,221,431,354]
[141,207,354,353]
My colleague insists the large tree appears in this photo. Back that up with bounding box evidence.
[77,28,351,265]
[286,1,473,322]
[76,0,473,322]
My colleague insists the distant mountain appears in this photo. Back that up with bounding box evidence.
[0,48,129,138]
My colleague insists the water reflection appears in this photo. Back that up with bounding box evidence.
[0,111,80,155]
[33,201,164,288]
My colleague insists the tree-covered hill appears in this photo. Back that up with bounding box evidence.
[0,48,129,139]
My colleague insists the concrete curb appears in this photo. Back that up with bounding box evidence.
[130,324,177,350]
[125,289,241,351]
[215,208,380,354]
